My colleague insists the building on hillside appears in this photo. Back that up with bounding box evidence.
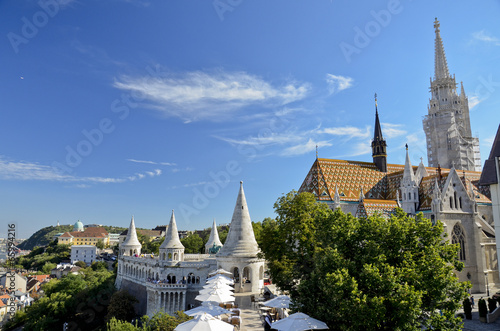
[0,272,27,293]
[25,275,50,294]
[423,18,481,171]
[479,124,500,276]
[115,182,265,316]
[57,222,110,247]
[50,263,82,279]
[71,245,97,265]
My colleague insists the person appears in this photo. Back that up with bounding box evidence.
[471,295,475,308]
[264,311,272,331]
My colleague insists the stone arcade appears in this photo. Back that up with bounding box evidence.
[115,182,265,316]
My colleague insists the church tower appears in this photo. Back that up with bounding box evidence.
[423,18,481,171]
[371,94,387,172]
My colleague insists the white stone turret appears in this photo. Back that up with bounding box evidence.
[400,146,419,214]
[205,219,223,254]
[218,181,259,257]
[121,216,142,256]
[159,210,185,263]
[431,177,442,216]
[216,181,264,293]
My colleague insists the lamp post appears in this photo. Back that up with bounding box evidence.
[485,271,490,296]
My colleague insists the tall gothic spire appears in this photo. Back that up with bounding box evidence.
[434,18,450,80]
[371,93,387,172]
[402,144,416,185]
[160,210,184,249]
[217,181,259,257]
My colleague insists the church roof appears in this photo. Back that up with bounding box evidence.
[480,124,500,185]
[217,181,259,257]
[299,157,491,214]
[356,199,399,218]
[160,210,184,249]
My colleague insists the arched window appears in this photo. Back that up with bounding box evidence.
[454,192,458,209]
[452,224,466,261]
[459,197,462,209]
[449,196,453,209]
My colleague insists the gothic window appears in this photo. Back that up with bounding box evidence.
[454,192,458,209]
[459,197,462,209]
[449,196,453,209]
[452,224,466,261]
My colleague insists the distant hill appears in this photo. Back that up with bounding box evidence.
[18,225,128,251]
[18,225,73,250]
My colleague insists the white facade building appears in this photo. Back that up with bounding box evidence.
[71,245,97,265]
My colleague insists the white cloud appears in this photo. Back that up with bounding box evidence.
[318,126,371,139]
[472,30,500,46]
[381,123,406,138]
[468,95,481,109]
[0,156,161,185]
[344,141,372,157]
[127,158,176,166]
[113,69,310,123]
[281,139,332,156]
[214,131,301,147]
[325,74,354,95]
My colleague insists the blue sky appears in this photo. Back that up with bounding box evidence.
[1,0,499,239]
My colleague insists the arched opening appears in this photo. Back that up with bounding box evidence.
[168,253,172,260]
[459,197,462,209]
[259,265,264,280]
[454,192,458,209]
[449,196,453,209]
[233,267,240,283]
[452,224,466,261]
[188,273,195,284]
[242,266,251,283]
[174,253,178,260]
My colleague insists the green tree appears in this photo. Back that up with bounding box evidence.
[96,240,105,250]
[74,260,87,268]
[106,290,138,323]
[260,191,470,331]
[180,233,204,253]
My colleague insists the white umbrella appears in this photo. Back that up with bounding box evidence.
[208,268,233,277]
[206,275,234,285]
[271,312,329,331]
[198,286,234,296]
[174,313,234,331]
[184,304,233,317]
[202,282,234,291]
[195,288,235,303]
[263,295,292,309]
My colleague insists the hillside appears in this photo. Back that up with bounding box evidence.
[18,225,128,251]
[18,225,73,250]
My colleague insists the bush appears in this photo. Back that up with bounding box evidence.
[488,297,497,313]
[463,298,472,320]
[478,298,488,318]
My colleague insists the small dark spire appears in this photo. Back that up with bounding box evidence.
[405,143,408,150]
[371,93,387,172]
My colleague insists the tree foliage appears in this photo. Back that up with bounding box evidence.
[260,191,470,330]
[17,241,71,271]
[181,233,204,253]
[106,290,138,323]
[5,268,116,331]
[106,311,192,331]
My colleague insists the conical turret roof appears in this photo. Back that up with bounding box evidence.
[122,216,141,247]
[218,181,259,257]
[160,210,184,249]
[205,218,223,252]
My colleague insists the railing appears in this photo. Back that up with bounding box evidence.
[184,254,210,261]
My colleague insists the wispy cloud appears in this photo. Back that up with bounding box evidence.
[472,30,500,46]
[325,74,354,95]
[113,69,310,123]
[214,131,301,147]
[468,95,481,109]
[127,158,176,166]
[0,156,161,184]
[381,123,406,138]
[282,138,332,156]
[318,126,371,139]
